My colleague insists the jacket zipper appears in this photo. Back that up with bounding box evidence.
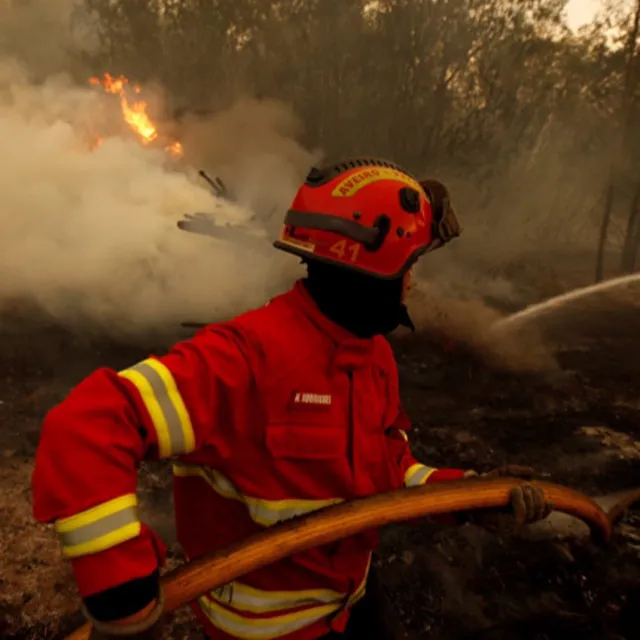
[346,371,354,474]
[345,371,357,614]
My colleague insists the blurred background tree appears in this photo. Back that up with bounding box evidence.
[77,0,640,277]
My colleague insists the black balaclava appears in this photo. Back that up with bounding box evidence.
[303,261,415,339]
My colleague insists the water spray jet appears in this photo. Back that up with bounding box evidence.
[491,272,640,334]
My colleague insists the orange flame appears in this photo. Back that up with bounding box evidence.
[165,141,184,157]
[89,73,182,157]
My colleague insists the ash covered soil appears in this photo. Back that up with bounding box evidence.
[1,288,640,640]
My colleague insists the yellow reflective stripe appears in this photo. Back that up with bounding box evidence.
[209,554,371,616]
[387,427,409,442]
[200,562,370,640]
[404,463,437,487]
[346,552,371,606]
[119,358,195,458]
[211,581,345,613]
[199,597,340,640]
[348,580,366,607]
[54,494,141,558]
[173,463,343,527]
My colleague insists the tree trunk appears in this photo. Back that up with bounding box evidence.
[629,184,640,271]
[595,0,640,281]
[595,183,615,281]
[621,177,640,271]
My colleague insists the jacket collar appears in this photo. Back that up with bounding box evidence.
[287,279,376,370]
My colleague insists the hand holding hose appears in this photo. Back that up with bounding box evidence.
[64,477,634,640]
[463,466,553,529]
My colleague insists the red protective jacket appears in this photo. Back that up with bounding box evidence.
[32,280,464,640]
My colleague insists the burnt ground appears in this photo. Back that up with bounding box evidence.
[1,287,640,640]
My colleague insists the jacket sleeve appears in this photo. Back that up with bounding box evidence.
[385,411,466,527]
[385,406,466,487]
[32,324,255,613]
[380,339,465,487]
[380,341,467,527]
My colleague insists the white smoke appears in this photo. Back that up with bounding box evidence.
[0,4,317,339]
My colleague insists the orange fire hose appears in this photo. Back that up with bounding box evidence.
[65,477,640,640]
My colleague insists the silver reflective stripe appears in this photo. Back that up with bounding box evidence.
[199,558,372,638]
[210,553,372,615]
[198,597,339,640]
[246,500,331,527]
[54,494,141,558]
[211,582,344,613]
[128,360,187,454]
[58,506,138,548]
[173,463,343,527]
[405,463,436,487]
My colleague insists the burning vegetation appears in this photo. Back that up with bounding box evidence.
[88,72,183,158]
[1,1,640,639]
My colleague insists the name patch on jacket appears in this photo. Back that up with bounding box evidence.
[289,390,332,411]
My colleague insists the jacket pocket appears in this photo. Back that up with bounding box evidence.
[265,422,347,460]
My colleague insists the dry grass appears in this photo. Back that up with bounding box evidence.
[0,459,79,637]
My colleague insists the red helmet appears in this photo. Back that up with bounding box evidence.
[274,158,461,279]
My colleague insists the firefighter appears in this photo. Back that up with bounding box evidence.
[32,159,551,640]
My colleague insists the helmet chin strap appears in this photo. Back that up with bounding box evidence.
[303,261,415,338]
